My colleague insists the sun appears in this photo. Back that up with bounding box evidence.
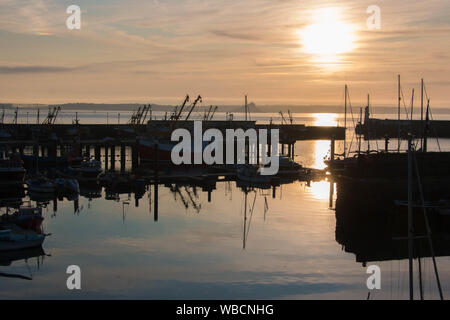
[299,8,355,57]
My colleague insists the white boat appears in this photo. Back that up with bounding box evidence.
[0,225,45,251]
[26,177,56,193]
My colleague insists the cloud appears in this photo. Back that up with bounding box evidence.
[0,65,77,74]
[211,30,262,41]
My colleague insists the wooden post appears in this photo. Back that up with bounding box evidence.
[85,145,90,158]
[330,136,335,161]
[132,140,139,170]
[95,145,101,161]
[120,144,126,172]
[104,146,109,171]
[385,135,389,153]
[110,145,116,171]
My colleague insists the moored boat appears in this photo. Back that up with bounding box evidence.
[0,204,43,232]
[66,157,102,181]
[236,164,277,185]
[0,225,45,251]
[26,176,56,193]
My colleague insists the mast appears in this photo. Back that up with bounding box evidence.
[358,108,362,156]
[243,189,247,249]
[407,134,414,300]
[420,79,424,149]
[410,89,414,131]
[397,74,401,152]
[423,100,429,152]
[367,94,370,154]
[344,85,347,157]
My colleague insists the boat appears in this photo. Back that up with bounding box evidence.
[138,138,181,164]
[0,154,26,186]
[0,245,45,267]
[55,177,79,194]
[66,157,102,181]
[0,204,43,232]
[26,176,55,193]
[277,156,304,176]
[0,225,45,251]
[236,164,276,185]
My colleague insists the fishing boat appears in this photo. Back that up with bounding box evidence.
[26,176,55,193]
[0,225,45,251]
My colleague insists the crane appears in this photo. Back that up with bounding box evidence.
[209,106,218,121]
[170,95,190,121]
[279,111,288,125]
[287,110,294,124]
[129,105,152,125]
[185,95,202,121]
[204,105,213,121]
[42,106,61,125]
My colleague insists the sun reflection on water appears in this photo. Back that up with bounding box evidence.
[308,181,332,200]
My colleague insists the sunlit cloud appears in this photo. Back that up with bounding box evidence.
[0,0,449,106]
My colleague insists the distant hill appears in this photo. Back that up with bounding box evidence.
[1,102,450,115]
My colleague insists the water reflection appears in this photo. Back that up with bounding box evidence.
[309,181,332,201]
[313,140,330,170]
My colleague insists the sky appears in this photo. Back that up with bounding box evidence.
[0,0,449,108]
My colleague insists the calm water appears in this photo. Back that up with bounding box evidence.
[1,112,450,299]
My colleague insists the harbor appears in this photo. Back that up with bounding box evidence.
[0,102,449,299]
[1,0,450,303]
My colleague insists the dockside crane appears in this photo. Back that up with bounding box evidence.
[42,106,61,125]
[287,110,294,124]
[204,105,213,121]
[185,95,202,121]
[203,105,218,121]
[209,106,218,121]
[129,104,152,125]
[170,95,190,121]
[279,111,288,125]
